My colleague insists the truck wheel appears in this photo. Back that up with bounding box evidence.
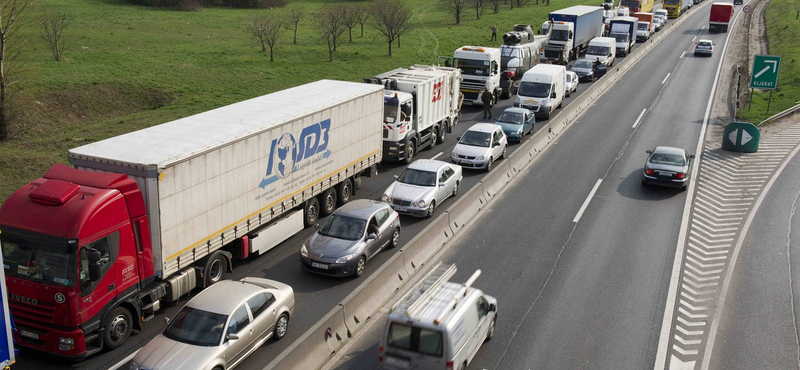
[304,197,320,227]
[337,179,352,206]
[429,127,437,149]
[438,123,447,144]
[204,252,227,286]
[320,188,337,216]
[404,141,416,164]
[103,307,132,350]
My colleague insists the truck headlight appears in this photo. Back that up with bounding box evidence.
[335,253,356,264]
[59,337,75,351]
[300,244,308,258]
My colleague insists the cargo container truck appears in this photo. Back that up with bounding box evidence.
[365,65,462,163]
[633,12,655,41]
[452,46,502,106]
[620,0,654,13]
[664,0,685,17]
[609,16,638,56]
[708,2,734,32]
[0,79,384,359]
[540,6,605,64]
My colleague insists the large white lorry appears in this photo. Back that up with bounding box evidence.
[609,16,638,56]
[540,5,605,64]
[499,24,549,99]
[452,46,502,106]
[366,65,462,163]
[0,79,384,358]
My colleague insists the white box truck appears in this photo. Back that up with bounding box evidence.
[452,46,502,106]
[514,64,567,120]
[366,65,462,163]
[541,5,605,63]
[0,79,384,358]
[609,16,638,56]
[585,36,617,66]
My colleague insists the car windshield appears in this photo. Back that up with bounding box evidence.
[459,130,492,147]
[2,233,75,287]
[574,60,593,68]
[455,58,490,76]
[318,214,366,241]
[586,45,608,55]
[397,168,437,187]
[163,306,227,347]
[518,81,550,98]
[497,111,524,125]
[650,153,686,166]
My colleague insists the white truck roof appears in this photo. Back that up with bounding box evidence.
[69,80,383,170]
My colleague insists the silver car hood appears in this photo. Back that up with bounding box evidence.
[308,233,362,257]
[134,334,220,370]
[387,181,432,202]
[453,143,491,158]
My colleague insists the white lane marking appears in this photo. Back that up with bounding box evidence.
[431,152,443,160]
[110,349,140,370]
[632,109,648,129]
[693,36,697,42]
[680,51,686,59]
[663,73,672,84]
[573,179,602,223]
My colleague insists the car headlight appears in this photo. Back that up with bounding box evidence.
[476,155,485,161]
[129,362,140,370]
[381,194,390,202]
[517,127,523,134]
[451,151,457,159]
[300,244,308,258]
[413,200,426,208]
[335,253,356,264]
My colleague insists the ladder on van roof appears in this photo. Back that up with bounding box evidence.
[391,262,482,325]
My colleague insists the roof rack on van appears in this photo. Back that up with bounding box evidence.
[390,262,483,325]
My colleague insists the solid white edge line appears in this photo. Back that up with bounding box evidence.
[680,51,686,59]
[662,73,672,84]
[573,179,602,223]
[633,108,648,129]
[653,3,744,369]
[431,152,444,160]
[693,35,698,42]
[111,349,140,370]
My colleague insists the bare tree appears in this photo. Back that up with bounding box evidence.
[440,0,468,24]
[369,0,411,56]
[341,3,363,43]
[39,10,68,62]
[246,14,284,62]
[284,7,304,45]
[317,5,346,61]
[0,0,31,141]
[469,0,485,19]
[355,3,368,37]
[490,0,502,13]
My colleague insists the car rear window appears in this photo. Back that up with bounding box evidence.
[698,41,711,47]
[387,322,444,357]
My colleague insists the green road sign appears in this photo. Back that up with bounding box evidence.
[722,122,760,153]
[750,55,781,90]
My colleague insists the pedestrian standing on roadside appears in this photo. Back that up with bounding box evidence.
[491,25,498,41]
[481,87,494,119]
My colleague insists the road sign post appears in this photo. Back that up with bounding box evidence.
[750,55,781,113]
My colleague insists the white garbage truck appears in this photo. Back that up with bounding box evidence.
[366,65,462,163]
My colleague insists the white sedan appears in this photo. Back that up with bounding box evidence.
[382,159,462,218]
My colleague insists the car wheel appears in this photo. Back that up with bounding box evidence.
[337,179,353,206]
[430,127,437,149]
[500,146,507,159]
[485,158,493,172]
[486,315,496,341]
[103,307,133,350]
[274,313,289,340]
[426,201,436,218]
[404,141,416,164]
[353,256,366,277]
[304,197,320,227]
[320,188,337,216]
[389,228,400,248]
[452,181,459,197]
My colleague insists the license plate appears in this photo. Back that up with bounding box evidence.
[385,356,410,368]
[311,262,329,270]
[393,206,407,212]
[20,330,39,340]
[659,172,674,177]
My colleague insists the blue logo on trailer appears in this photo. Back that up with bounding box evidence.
[259,119,332,189]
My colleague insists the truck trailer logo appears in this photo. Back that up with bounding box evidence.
[259,119,332,189]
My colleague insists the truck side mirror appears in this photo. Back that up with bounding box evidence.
[88,249,102,282]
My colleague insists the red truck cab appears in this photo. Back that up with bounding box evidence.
[0,164,153,359]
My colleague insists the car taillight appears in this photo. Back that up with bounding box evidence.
[695,45,700,49]
[646,169,654,175]
[677,173,685,179]
[378,346,383,362]
[447,361,454,370]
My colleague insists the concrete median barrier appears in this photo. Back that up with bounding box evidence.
[400,214,454,275]
[481,160,514,200]
[446,184,487,234]
[265,304,349,370]
[341,251,409,338]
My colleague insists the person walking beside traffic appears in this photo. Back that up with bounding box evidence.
[481,87,494,119]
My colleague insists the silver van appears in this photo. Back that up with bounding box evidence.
[379,263,498,370]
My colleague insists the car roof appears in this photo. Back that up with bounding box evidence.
[466,122,500,133]
[334,199,388,219]
[407,159,448,172]
[501,107,532,114]
[653,146,687,156]
[187,279,265,314]
[698,39,712,43]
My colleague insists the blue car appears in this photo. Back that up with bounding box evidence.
[494,107,535,142]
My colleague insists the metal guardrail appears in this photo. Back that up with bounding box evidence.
[759,101,800,125]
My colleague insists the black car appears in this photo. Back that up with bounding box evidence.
[571,59,608,82]
[641,146,695,190]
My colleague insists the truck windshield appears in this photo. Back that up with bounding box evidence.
[2,233,75,287]
[612,33,629,43]
[621,0,640,8]
[163,306,227,347]
[387,322,443,357]
[454,58,490,76]
[384,96,400,123]
[638,23,649,30]
[518,81,551,98]
[586,45,609,55]
[549,30,569,42]
[665,0,680,4]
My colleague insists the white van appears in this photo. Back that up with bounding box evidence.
[585,36,616,66]
[514,64,566,120]
[379,263,498,370]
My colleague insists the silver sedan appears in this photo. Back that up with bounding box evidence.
[130,278,295,370]
[382,159,463,218]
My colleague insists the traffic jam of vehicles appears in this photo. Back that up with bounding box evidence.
[0,0,731,368]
